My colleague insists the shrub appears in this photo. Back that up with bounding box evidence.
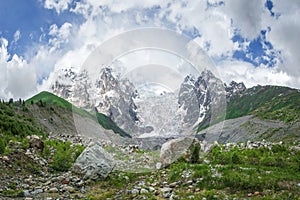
[0,138,6,154]
[50,147,73,171]
[190,143,200,163]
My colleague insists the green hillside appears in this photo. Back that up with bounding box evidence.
[26,91,131,138]
[226,85,300,123]
[0,101,44,154]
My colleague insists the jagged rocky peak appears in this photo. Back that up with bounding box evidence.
[225,81,246,98]
[178,69,227,130]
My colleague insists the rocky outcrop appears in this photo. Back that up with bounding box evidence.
[160,137,195,167]
[27,135,44,150]
[72,142,115,180]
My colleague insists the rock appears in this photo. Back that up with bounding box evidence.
[149,186,155,192]
[76,180,85,187]
[160,187,173,193]
[2,156,9,161]
[169,182,177,188]
[62,186,75,193]
[61,179,70,184]
[160,137,195,167]
[28,135,44,150]
[80,186,86,194]
[140,188,149,194]
[131,188,139,195]
[31,188,43,195]
[72,142,115,180]
[48,187,58,193]
[23,190,30,197]
[156,162,162,169]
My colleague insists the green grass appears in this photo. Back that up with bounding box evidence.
[26,91,92,118]
[226,85,300,122]
[87,142,300,199]
[96,112,131,138]
[0,101,45,155]
[26,91,131,138]
[42,139,85,172]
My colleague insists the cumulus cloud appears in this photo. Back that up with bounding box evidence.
[2,0,300,99]
[216,60,299,88]
[266,1,300,77]
[43,0,72,14]
[48,22,73,52]
[0,38,37,99]
[222,0,267,40]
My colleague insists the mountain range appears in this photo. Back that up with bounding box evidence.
[1,67,299,145]
[48,67,300,143]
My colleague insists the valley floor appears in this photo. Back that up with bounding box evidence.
[1,139,299,200]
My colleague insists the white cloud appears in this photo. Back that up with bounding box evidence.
[13,30,21,43]
[222,0,267,40]
[0,38,37,99]
[44,0,72,14]
[217,60,300,89]
[48,22,73,52]
[266,2,300,78]
[3,0,300,99]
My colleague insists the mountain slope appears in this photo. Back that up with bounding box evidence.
[198,85,300,143]
[26,91,131,138]
[226,85,300,123]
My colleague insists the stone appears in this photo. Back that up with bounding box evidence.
[61,179,70,184]
[28,135,44,150]
[156,162,162,169]
[148,186,155,192]
[63,186,75,193]
[23,190,30,197]
[169,182,177,188]
[31,188,43,195]
[131,188,139,195]
[160,187,173,193]
[72,142,115,180]
[140,188,149,194]
[48,187,58,193]
[160,137,195,167]
[2,156,9,161]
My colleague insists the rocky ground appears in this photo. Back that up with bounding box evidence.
[0,134,299,200]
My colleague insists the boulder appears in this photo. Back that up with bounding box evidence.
[72,142,115,180]
[27,135,44,150]
[160,137,195,167]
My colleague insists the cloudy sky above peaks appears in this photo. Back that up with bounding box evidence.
[0,0,300,99]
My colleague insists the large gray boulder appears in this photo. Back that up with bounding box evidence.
[160,137,195,167]
[72,142,115,180]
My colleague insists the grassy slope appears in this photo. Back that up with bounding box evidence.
[226,85,300,123]
[87,143,300,199]
[26,91,131,138]
[0,101,45,154]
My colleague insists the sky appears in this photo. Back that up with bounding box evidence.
[0,0,300,99]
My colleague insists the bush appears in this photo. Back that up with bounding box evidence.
[0,138,6,154]
[51,149,73,171]
[190,144,200,163]
[45,140,85,172]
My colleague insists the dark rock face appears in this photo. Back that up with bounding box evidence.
[224,81,246,99]
[178,70,227,130]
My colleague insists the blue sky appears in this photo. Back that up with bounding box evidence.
[0,0,299,99]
